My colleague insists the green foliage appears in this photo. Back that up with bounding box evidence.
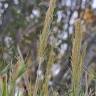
[0,59,7,74]
[2,76,8,96]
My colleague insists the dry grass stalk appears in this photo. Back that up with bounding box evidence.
[71,19,86,96]
[33,0,57,96]
[38,0,56,58]
[42,49,55,96]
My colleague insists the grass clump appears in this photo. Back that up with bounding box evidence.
[0,0,96,96]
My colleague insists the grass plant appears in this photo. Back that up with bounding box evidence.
[0,0,96,96]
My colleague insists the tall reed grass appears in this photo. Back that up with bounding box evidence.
[33,0,57,96]
[71,19,86,96]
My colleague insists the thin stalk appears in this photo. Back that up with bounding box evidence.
[33,0,57,96]
[71,19,86,96]
[42,49,55,96]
